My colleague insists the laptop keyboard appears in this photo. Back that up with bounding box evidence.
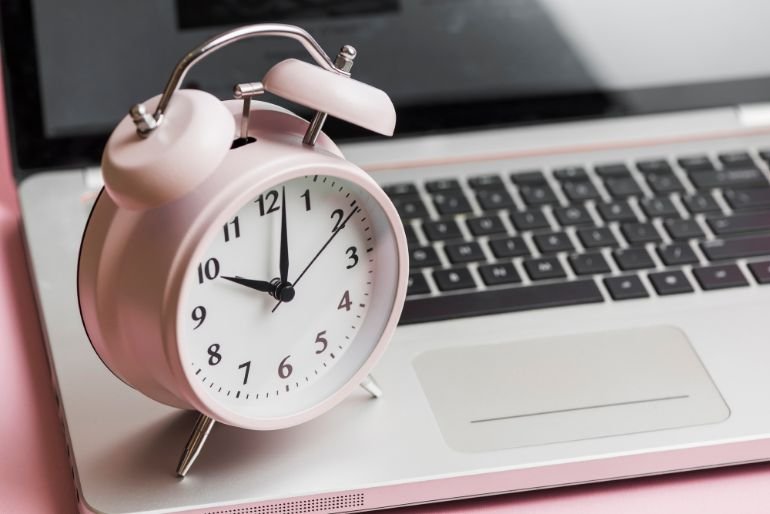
[390,149,770,324]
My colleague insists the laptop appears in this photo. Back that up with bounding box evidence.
[4,0,770,512]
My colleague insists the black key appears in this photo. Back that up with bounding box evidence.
[677,155,714,172]
[466,215,506,236]
[748,259,770,283]
[445,241,486,264]
[723,188,770,211]
[657,243,699,266]
[432,267,476,291]
[577,227,618,248]
[384,183,417,197]
[640,197,679,218]
[489,236,530,258]
[683,193,721,214]
[476,190,515,210]
[511,210,550,231]
[637,159,673,174]
[718,151,756,169]
[407,273,430,296]
[595,163,630,177]
[613,247,656,270]
[562,181,601,201]
[622,222,662,244]
[403,224,419,245]
[554,205,593,226]
[478,263,521,286]
[533,232,574,253]
[409,246,441,268]
[432,190,472,215]
[598,201,638,223]
[693,264,748,290]
[510,170,547,185]
[569,252,611,275]
[519,183,558,206]
[664,219,704,240]
[646,173,686,194]
[425,178,460,192]
[649,270,694,295]
[707,211,770,236]
[524,257,566,280]
[400,279,603,324]
[701,235,770,261]
[604,275,649,300]
[605,176,643,198]
[759,149,770,164]
[553,166,588,182]
[468,175,504,190]
[688,168,768,190]
[423,219,463,241]
[393,195,428,219]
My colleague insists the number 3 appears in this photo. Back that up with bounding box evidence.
[345,246,358,269]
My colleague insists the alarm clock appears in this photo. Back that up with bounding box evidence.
[77,24,408,477]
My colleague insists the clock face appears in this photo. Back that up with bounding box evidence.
[179,174,385,420]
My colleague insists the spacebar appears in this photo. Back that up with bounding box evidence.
[399,279,604,325]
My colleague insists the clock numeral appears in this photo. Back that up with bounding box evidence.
[314,330,328,354]
[197,258,220,284]
[223,216,240,242]
[301,189,311,211]
[330,208,345,233]
[238,360,251,385]
[255,190,280,216]
[345,246,359,269]
[191,306,206,329]
[207,343,222,366]
[278,355,293,379]
[337,290,352,311]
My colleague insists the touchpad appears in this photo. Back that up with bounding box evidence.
[413,326,729,452]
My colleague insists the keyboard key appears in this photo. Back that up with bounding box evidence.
[445,241,486,264]
[759,149,770,164]
[605,176,643,198]
[554,205,593,226]
[598,201,638,222]
[432,190,473,215]
[466,215,506,236]
[476,189,515,210]
[688,168,768,189]
[510,170,547,184]
[645,173,685,194]
[519,183,558,205]
[637,159,673,174]
[569,252,611,275]
[478,263,521,286]
[677,155,714,172]
[622,222,662,244]
[649,270,693,295]
[683,193,721,214]
[393,195,428,219]
[400,280,603,324]
[403,224,419,245]
[640,197,679,218]
[604,275,649,300]
[562,181,601,201]
[723,188,770,211]
[664,219,704,240]
[407,272,430,296]
[409,246,441,268]
[423,219,463,241]
[707,211,770,236]
[533,232,574,253]
[657,243,699,266]
[595,163,630,177]
[718,151,756,169]
[468,175,504,190]
[489,236,530,258]
[613,247,656,270]
[524,257,566,280]
[693,264,748,290]
[553,166,588,182]
[432,268,476,291]
[425,178,460,192]
[748,259,770,283]
[577,227,618,248]
[511,210,550,231]
[701,235,770,261]
[384,183,417,196]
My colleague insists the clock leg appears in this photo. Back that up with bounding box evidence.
[359,374,382,399]
[176,413,216,478]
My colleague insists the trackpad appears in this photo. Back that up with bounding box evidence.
[414,326,729,452]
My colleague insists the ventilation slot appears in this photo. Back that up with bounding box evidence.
[207,492,365,514]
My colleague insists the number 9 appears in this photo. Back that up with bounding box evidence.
[192,306,207,329]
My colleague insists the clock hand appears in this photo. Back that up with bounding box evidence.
[279,185,289,284]
[221,275,272,292]
[222,275,296,302]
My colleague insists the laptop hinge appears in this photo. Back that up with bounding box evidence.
[736,102,770,127]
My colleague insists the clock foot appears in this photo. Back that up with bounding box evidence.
[176,413,216,478]
[359,374,382,399]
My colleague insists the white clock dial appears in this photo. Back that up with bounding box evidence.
[179,174,379,419]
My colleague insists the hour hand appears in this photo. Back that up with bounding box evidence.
[221,276,272,293]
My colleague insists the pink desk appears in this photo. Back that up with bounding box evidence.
[2,75,770,514]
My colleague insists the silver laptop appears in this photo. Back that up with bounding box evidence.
[6,1,770,513]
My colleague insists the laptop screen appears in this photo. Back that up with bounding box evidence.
[4,0,770,177]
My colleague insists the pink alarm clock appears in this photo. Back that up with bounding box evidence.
[77,24,408,477]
